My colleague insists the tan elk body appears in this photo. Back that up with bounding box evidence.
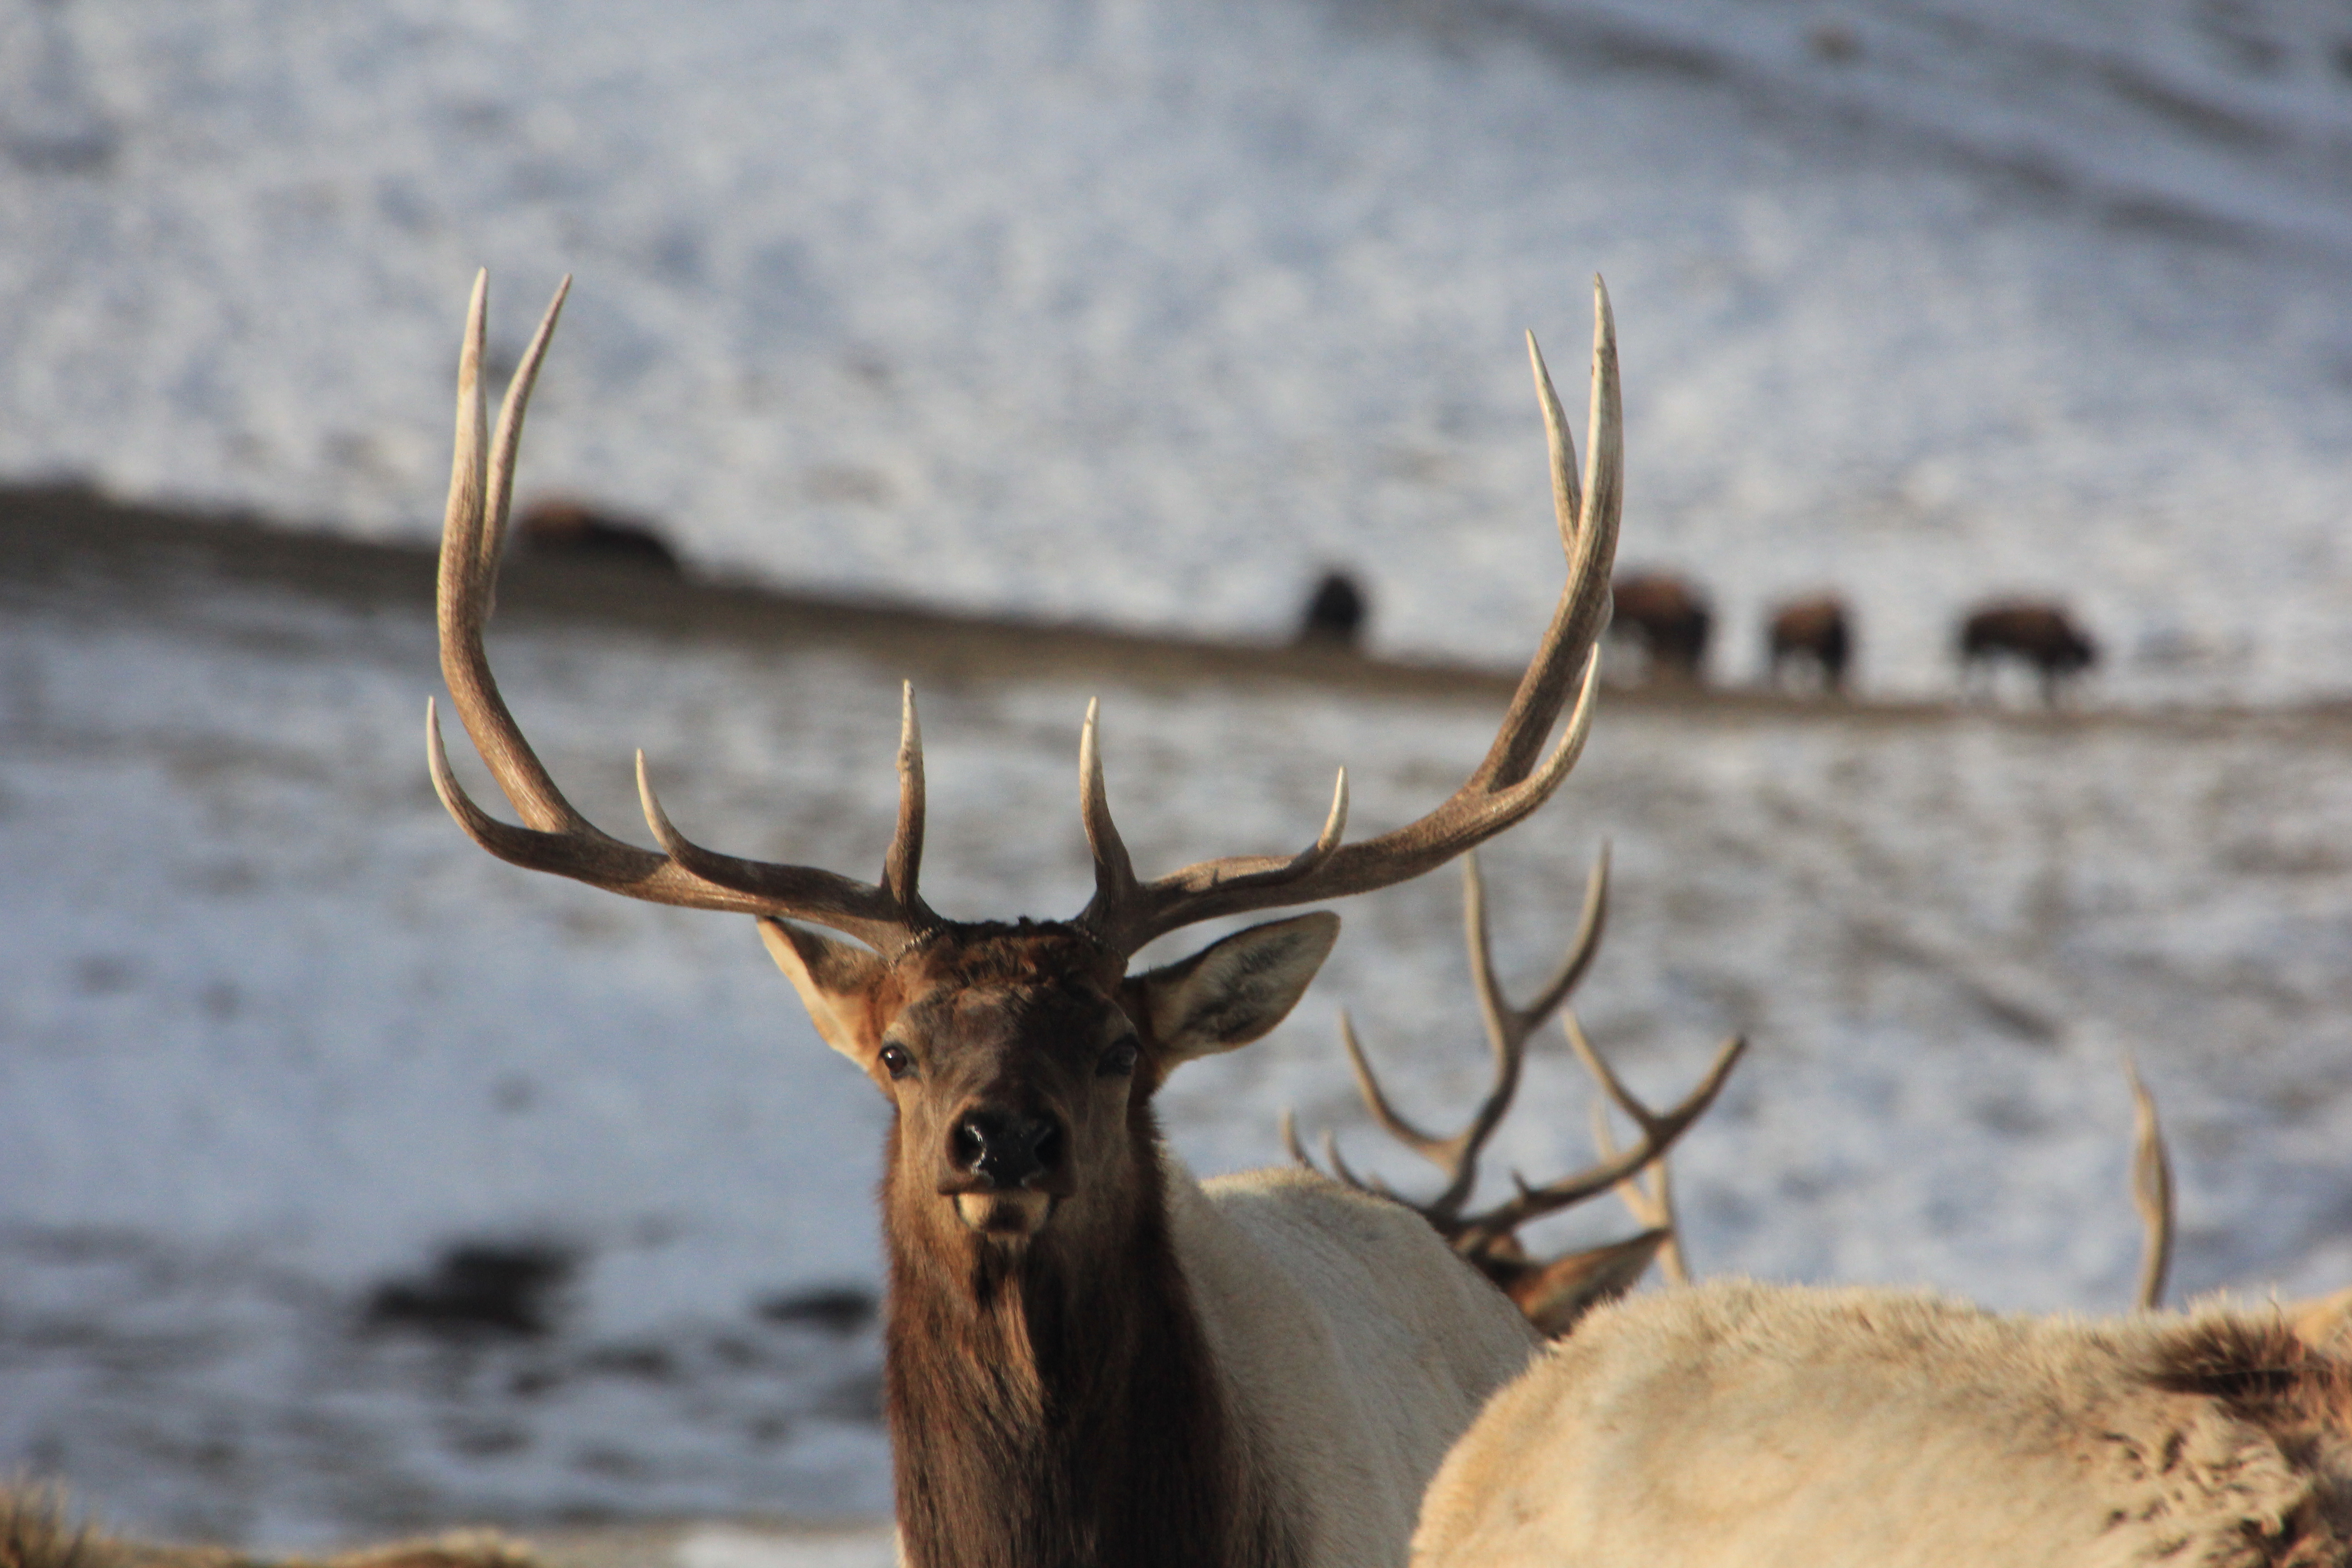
[1298,862,2352,1567]
[421,271,1666,1568]
[1415,1280,2352,1568]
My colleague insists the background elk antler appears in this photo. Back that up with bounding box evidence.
[2125,1054,2173,1311]
[1287,848,1744,1333]
[426,270,1625,958]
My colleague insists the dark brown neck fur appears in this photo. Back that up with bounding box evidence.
[882,1107,1296,1568]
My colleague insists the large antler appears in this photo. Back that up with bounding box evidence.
[426,272,938,952]
[429,270,1621,958]
[1287,849,1745,1262]
[1073,279,1624,955]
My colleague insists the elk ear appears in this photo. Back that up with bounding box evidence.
[1131,912,1340,1068]
[758,918,884,1063]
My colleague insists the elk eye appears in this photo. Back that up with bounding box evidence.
[1098,1037,1140,1078]
[878,1044,915,1079]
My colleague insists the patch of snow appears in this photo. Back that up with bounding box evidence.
[4,571,2350,1543]
[675,1524,897,1568]
[5,0,2352,701]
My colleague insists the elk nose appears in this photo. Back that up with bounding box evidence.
[951,1108,1062,1190]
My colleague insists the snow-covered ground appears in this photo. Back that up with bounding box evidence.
[6,0,2352,702]
[10,0,2352,1552]
[4,549,2351,1547]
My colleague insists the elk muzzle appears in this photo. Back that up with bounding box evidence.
[941,1107,1068,1236]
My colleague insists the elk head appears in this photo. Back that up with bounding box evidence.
[425,270,1622,1259]
[762,909,1339,1253]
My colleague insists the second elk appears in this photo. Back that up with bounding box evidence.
[425,271,1646,1568]
[1395,950,2352,1565]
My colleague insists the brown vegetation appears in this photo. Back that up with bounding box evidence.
[0,1486,534,1568]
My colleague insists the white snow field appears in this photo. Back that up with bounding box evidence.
[3,534,2351,1548]
[8,0,2352,1554]
[7,0,2352,701]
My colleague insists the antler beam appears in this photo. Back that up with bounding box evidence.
[1073,280,1623,955]
[426,272,936,952]
[428,270,1623,960]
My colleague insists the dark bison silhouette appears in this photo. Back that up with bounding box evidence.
[1295,570,1368,651]
[1765,595,1852,695]
[1609,573,1711,683]
[1958,600,2096,705]
[516,499,682,575]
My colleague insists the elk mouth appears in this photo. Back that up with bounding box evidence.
[952,1190,1054,1238]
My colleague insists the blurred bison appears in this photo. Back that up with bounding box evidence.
[1609,573,1711,683]
[1766,594,1852,695]
[1295,569,1368,651]
[516,499,681,575]
[1958,600,2096,705]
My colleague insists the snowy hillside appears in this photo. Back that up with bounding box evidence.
[9,0,2352,1551]
[4,534,2350,1546]
[5,0,2352,700]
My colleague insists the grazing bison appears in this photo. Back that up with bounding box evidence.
[1609,573,1711,683]
[515,499,681,574]
[1295,568,1369,650]
[1765,594,1852,695]
[1958,600,2096,705]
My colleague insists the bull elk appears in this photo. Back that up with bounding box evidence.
[425,271,1646,1568]
[1284,848,1744,1336]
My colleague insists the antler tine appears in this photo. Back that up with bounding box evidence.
[429,271,931,951]
[880,683,938,925]
[1474,278,1620,790]
[1079,698,1350,933]
[1074,277,1621,956]
[1425,851,1537,1220]
[1452,1033,1746,1255]
[1561,1010,1650,1137]
[1319,846,1622,1236]
[438,271,585,834]
[1523,843,1610,1023]
[1295,1009,1458,1224]
[1079,698,1142,911]
[1338,1009,1452,1166]
[1529,328,1580,556]
[2126,1055,2174,1312]
[1279,1110,1318,1171]
[480,272,569,600]
[1589,1079,1688,1285]
[1320,1130,1389,1198]
[1425,846,1616,1220]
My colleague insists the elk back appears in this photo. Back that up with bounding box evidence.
[1413,1279,2352,1568]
